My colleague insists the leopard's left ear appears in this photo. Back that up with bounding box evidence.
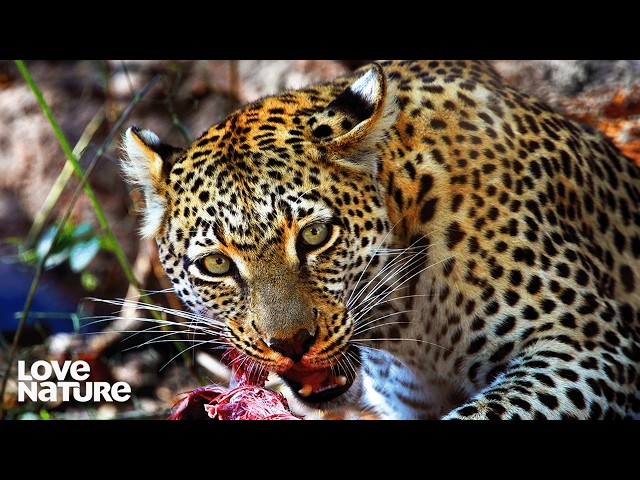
[310,62,397,170]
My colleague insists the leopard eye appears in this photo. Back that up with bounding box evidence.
[199,253,232,276]
[299,223,331,249]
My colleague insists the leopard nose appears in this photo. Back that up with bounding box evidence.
[268,329,316,362]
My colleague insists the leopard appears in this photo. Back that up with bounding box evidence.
[121,60,640,419]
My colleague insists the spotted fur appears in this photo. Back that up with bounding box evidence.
[122,60,640,419]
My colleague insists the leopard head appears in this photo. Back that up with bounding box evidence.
[121,63,400,407]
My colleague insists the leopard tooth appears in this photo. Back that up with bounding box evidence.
[336,375,347,386]
[298,384,313,397]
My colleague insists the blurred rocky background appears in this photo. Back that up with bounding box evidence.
[0,60,639,419]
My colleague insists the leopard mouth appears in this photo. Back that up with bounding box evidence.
[278,362,353,404]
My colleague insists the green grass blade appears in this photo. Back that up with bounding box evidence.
[24,107,106,249]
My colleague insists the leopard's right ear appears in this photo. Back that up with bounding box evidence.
[121,126,183,238]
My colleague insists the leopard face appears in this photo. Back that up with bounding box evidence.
[122,65,404,406]
[123,60,640,419]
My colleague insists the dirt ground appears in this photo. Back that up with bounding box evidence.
[1,60,639,420]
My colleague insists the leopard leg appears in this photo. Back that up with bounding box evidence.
[443,340,640,419]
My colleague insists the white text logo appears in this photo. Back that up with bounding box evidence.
[17,360,131,403]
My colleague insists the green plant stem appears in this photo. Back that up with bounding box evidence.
[14,60,143,291]
[25,107,106,248]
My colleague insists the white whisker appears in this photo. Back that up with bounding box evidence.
[352,309,415,335]
[351,293,436,326]
[347,244,427,310]
[338,349,359,382]
[156,338,219,371]
[88,297,226,328]
[351,336,448,350]
[348,235,441,310]
[350,250,437,320]
[345,214,408,307]
[353,254,453,321]
[293,186,320,204]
